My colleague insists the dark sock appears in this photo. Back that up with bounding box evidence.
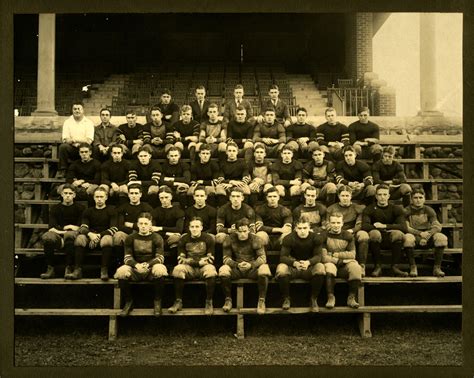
[101,246,112,268]
[174,278,185,300]
[119,279,132,302]
[278,275,290,298]
[221,277,232,298]
[153,279,164,300]
[205,277,216,300]
[311,274,324,298]
[257,275,268,299]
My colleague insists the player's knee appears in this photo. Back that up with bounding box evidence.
[365,185,376,197]
[100,235,113,248]
[353,143,362,155]
[202,264,217,278]
[275,263,289,277]
[99,184,110,193]
[167,234,181,246]
[63,231,77,241]
[311,262,326,276]
[218,265,232,277]
[290,185,301,197]
[433,233,448,247]
[114,265,132,280]
[74,234,88,247]
[119,185,128,194]
[151,263,168,278]
[256,231,269,246]
[113,231,127,246]
[216,233,228,244]
[368,230,382,242]
[275,185,286,197]
[390,230,404,242]
[308,141,319,151]
[41,231,57,245]
[175,142,184,151]
[325,182,337,194]
[86,184,99,196]
[403,233,416,248]
[356,231,369,242]
[324,263,337,277]
[370,144,383,155]
[243,141,253,150]
[319,145,330,154]
[148,185,159,195]
[286,141,299,152]
[347,262,362,280]
[400,183,412,195]
[257,263,272,277]
[172,265,186,279]
[217,142,227,153]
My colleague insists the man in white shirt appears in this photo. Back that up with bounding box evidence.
[58,102,94,178]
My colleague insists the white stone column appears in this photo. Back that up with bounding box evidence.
[419,13,442,116]
[32,14,58,116]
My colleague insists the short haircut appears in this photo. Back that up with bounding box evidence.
[235,105,246,112]
[337,185,353,194]
[343,145,357,155]
[199,143,211,152]
[125,109,136,116]
[158,185,173,195]
[181,104,192,113]
[167,146,181,155]
[269,84,279,91]
[193,185,207,194]
[137,145,153,155]
[266,186,279,196]
[94,187,108,196]
[60,183,76,193]
[234,84,244,90]
[383,145,396,155]
[235,217,250,229]
[376,184,390,193]
[128,183,142,192]
[78,143,92,151]
[72,101,84,108]
[264,108,276,114]
[312,146,325,154]
[110,143,124,152]
[161,88,172,96]
[137,212,153,222]
[281,145,293,153]
[99,108,111,116]
[329,211,344,219]
[189,216,203,226]
[296,107,307,114]
[325,107,336,115]
[150,106,162,114]
[195,85,206,92]
[304,185,317,194]
[226,141,238,150]
[254,142,266,151]
[358,106,370,115]
[208,103,219,111]
[229,187,244,196]
[411,187,426,197]
[295,216,311,225]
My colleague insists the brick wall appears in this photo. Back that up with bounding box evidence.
[374,86,396,116]
[345,13,373,83]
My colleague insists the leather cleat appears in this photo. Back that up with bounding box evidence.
[310,297,319,312]
[257,298,266,315]
[168,299,183,314]
[64,265,73,279]
[119,300,134,317]
[409,264,418,277]
[40,265,55,279]
[100,267,109,281]
[433,265,445,277]
[325,294,336,309]
[282,297,291,310]
[204,300,213,315]
[68,267,82,280]
[371,265,382,277]
[222,297,232,312]
[153,299,162,316]
[392,265,409,277]
[347,294,360,309]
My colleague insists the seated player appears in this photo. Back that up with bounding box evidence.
[275,217,325,311]
[197,103,227,158]
[168,217,217,315]
[286,107,318,158]
[170,105,200,160]
[115,109,144,157]
[219,218,271,314]
[40,184,85,279]
[57,101,94,178]
[160,147,191,205]
[114,212,168,316]
[255,187,293,251]
[336,146,376,205]
[316,107,349,161]
[184,186,217,235]
[151,186,185,258]
[257,84,292,127]
[216,141,251,201]
[327,185,368,277]
[216,188,256,244]
[223,84,255,126]
[113,183,154,265]
[100,144,130,203]
[270,145,303,204]
[362,184,407,277]
[247,142,273,205]
[404,188,448,277]
[141,106,174,159]
[93,108,118,161]
[322,212,362,309]
[224,105,254,163]
[348,106,382,162]
[68,187,118,280]
[253,108,286,157]
[154,89,180,127]
[128,146,161,204]
[372,145,412,207]
[188,144,222,200]
[301,146,337,206]
[63,143,101,201]
[189,85,210,124]
[292,185,327,232]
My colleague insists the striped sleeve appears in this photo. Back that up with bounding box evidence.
[340,124,350,145]
[148,233,165,266]
[316,125,326,145]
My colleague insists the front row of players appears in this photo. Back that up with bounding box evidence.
[40,181,448,314]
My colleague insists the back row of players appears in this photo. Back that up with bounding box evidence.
[40,84,449,315]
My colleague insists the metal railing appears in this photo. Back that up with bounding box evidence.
[326,87,375,116]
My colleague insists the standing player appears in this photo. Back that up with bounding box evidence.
[286,107,318,158]
[255,187,293,251]
[403,188,448,277]
[275,217,325,311]
[348,107,382,162]
[316,107,350,161]
[270,145,303,204]
[114,212,168,316]
[197,103,227,158]
[189,85,210,124]
[225,106,255,163]
[171,105,200,160]
[219,218,271,314]
[40,184,85,279]
[257,84,292,127]
[326,186,369,277]
[362,184,407,277]
[292,185,327,232]
[168,217,217,315]
[58,101,94,177]
[253,108,286,158]
[322,212,362,309]
[68,187,118,280]
[93,108,117,161]
[336,146,376,205]
[301,146,337,206]
[372,145,412,207]
[100,144,130,203]
[115,110,144,157]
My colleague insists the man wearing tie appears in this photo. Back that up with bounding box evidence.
[223,84,255,127]
[190,86,211,124]
[257,84,292,128]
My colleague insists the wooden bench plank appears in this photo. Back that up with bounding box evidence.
[362,276,462,284]
[15,200,60,205]
[15,157,59,163]
[15,278,115,285]
[15,178,65,183]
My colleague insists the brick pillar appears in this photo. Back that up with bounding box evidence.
[345,13,373,84]
[374,86,396,116]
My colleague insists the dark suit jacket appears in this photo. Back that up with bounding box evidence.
[223,99,254,123]
[189,99,211,123]
[260,98,291,124]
